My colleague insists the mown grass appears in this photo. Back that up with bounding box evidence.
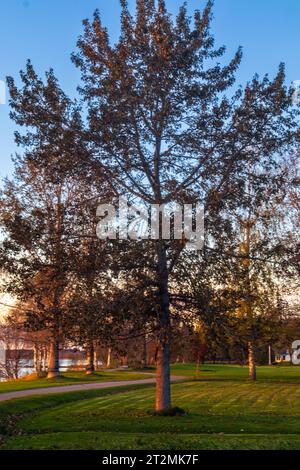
[0,370,153,394]
[0,364,300,450]
[4,431,300,450]
[1,364,296,395]
[170,363,300,382]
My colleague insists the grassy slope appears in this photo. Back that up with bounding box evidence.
[0,370,153,393]
[1,365,300,450]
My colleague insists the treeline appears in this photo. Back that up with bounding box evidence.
[1,312,300,382]
[0,1,299,411]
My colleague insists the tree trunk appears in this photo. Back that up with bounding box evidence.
[155,242,171,412]
[38,347,43,372]
[86,341,95,375]
[106,347,112,368]
[142,334,147,368]
[94,348,98,370]
[196,351,201,378]
[42,346,48,371]
[47,337,60,378]
[156,339,171,411]
[268,345,272,366]
[33,341,40,373]
[248,341,256,381]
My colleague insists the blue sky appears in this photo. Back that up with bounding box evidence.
[0,0,299,180]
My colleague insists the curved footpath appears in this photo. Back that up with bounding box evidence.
[0,375,185,403]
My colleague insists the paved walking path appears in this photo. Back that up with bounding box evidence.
[0,375,185,403]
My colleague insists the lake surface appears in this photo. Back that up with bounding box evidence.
[1,358,90,380]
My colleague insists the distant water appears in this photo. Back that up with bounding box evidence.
[1,359,87,381]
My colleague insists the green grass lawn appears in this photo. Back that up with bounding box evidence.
[170,362,300,381]
[0,370,153,394]
[1,364,300,450]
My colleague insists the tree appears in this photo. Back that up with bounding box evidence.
[0,321,29,380]
[5,0,299,410]
[65,236,116,375]
[4,305,51,376]
[0,162,69,378]
[1,65,111,377]
[71,0,299,409]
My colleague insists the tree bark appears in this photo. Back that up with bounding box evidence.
[106,347,112,368]
[248,341,256,381]
[38,347,43,372]
[47,337,60,378]
[156,340,171,411]
[196,351,201,378]
[33,341,40,373]
[94,348,98,370]
[155,242,171,411]
[42,346,48,371]
[142,333,147,368]
[86,341,95,375]
[268,345,272,366]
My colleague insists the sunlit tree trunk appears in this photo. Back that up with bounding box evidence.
[248,341,256,381]
[94,348,98,370]
[86,341,95,375]
[47,188,64,380]
[268,345,272,366]
[42,346,48,371]
[38,347,43,372]
[47,336,60,378]
[155,242,171,411]
[106,347,112,368]
[33,340,40,373]
[243,188,257,382]
[142,333,147,368]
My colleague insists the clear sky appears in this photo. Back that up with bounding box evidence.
[0,0,299,180]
